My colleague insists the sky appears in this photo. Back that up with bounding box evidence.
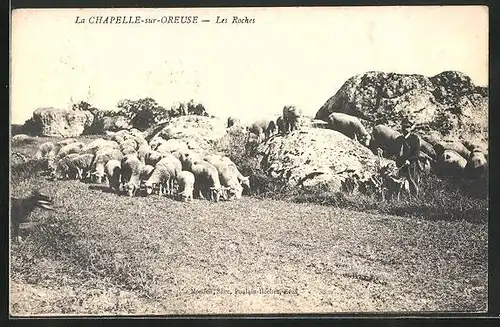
[10,6,488,125]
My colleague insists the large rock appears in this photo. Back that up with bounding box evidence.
[256,127,392,190]
[315,71,488,142]
[152,115,227,152]
[99,115,132,132]
[32,107,94,137]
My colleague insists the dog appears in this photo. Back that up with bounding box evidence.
[10,190,55,242]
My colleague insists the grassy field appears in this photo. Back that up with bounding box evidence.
[9,136,488,315]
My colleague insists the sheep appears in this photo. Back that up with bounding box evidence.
[465,148,488,181]
[149,137,166,151]
[433,140,470,159]
[326,112,371,147]
[121,146,137,156]
[35,142,56,160]
[145,150,166,166]
[189,161,224,202]
[216,156,251,191]
[91,148,124,183]
[437,149,467,178]
[179,150,204,171]
[177,171,195,202]
[266,120,277,139]
[120,139,138,152]
[56,142,85,160]
[139,164,155,189]
[156,139,189,155]
[144,155,181,196]
[419,138,437,160]
[276,116,286,134]
[69,153,95,180]
[105,159,122,194]
[369,125,403,158]
[137,142,152,164]
[248,120,273,143]
[81,138,120,155]
[56,138,77,146]
[282,105,302,133]
[51,153,80,180]
[121,155,144,197]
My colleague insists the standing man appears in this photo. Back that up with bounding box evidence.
[396,117,421,196]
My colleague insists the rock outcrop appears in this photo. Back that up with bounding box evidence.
[256,127,392,190]
[99,115,132,132]
[152,115,227,152]
[32,108,94,137]
[315,71,488,142]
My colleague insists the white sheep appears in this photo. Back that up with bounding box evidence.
[51,153,80,180]
[177,170,195,202]
[121,154,144,197]
[145,156,182,196]
[137,142,152,164]
[91,148,123,183]
[56,138,77,146]
[145,150,166,166]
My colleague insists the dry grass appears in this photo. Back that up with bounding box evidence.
[10,136,488,315]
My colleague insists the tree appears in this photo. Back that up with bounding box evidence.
[116,97,169,130]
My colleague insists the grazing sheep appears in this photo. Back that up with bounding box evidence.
[69,153,95,180]
[282,105,302,133]
[466,148,488,181]
[145,150,166,166]
[56,138,77,146]
[437,149,467,178]
[205,154,245,199]
[52,153,80,180]
[326,112,371,147]
[144,161,173,196]
[369,125,403,158]
[35,142,55,159]
[177,171,195,202]
[179,150,204,171]
[189,161,224,202]
[156,139,189,155]
[139,164,155,189]
[91,148,124,183]
[218,156,251,191]
[56,142,85,160]
[433,140,470,159]
[105,159,122,194]
[137,142,152,164]
[82,139,120,155]
[121,155,144,197]
[121,146,137,156]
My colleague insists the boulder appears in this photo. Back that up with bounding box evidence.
[315,71,488,142]
[32,107,94,137]
[152,115,227,152]
[99,115,132,132]
[256,126,392,190]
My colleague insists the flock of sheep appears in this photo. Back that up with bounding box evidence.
[242,106,488,200]
[34,129,251,202]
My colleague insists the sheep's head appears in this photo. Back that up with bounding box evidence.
[123,182,139,197]
[240,176,251,191]
[226,186,243,200]
[144,181,155,195]
[209,187,223,202]
[361,134,372,147]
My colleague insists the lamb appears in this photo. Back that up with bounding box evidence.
[326,112,371,147]
[177,171,195,202]
[69,153,95,180]
[56,142,85,160]
[121,154,144,197]
[105,159,122,194]
[91,148,124,183]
